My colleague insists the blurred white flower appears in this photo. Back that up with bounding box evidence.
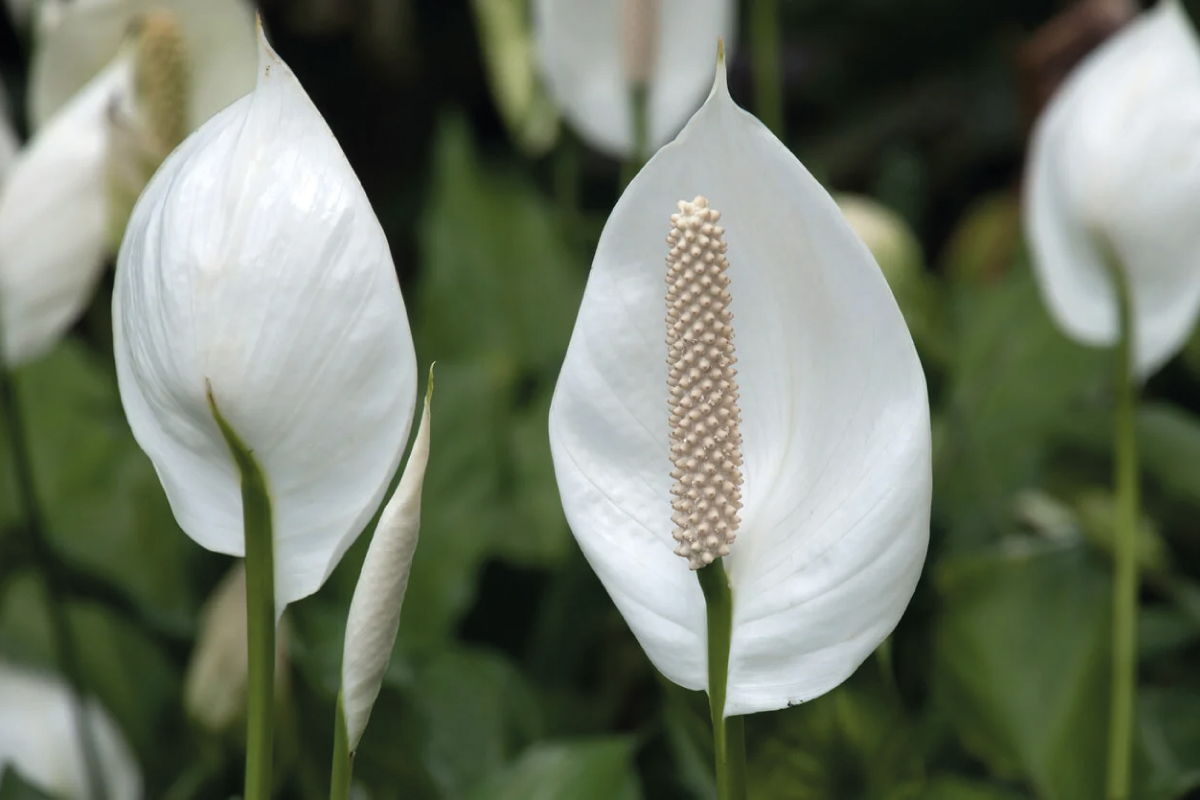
[1025,0,1200,377]
[0,662,141,800]
[113,25,418,610]
[532,0,736,157]
[548,57,931,716]
[342,377,432,751]
[183,563,290,734]
[29,0,257,132]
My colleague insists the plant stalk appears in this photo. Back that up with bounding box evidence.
[619,82,650,189]
[0,365,108,800]
[750,0,784,138]
[209,391,275,800]
[1105,261,1139,800]
[330,690,353,800]
[697,559,747,800]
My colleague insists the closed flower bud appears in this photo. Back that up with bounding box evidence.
[113,24,418,610]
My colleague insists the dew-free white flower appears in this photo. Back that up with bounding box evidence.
[341,379,432,751]
[0,662,141,800]
[29,0,257,132]
[548,58,931,717]
[113,27,418,610]
[1025,0,1200,377]
[532,0,735,157]
[183,563,290,734]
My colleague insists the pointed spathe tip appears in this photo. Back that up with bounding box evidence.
[717,37,726,65]
[709,37,730,101]
[254,13,283,77]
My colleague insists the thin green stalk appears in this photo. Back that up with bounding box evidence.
[1105,261,1138,800]
[697,559,747,800]
[330,691,352,800]
[750,0,784,138]
[209,390,275,800]
[0,366,108,800]
[619,83,650,189]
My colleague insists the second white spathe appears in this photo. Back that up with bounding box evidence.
[532,0,736,158]
[1025,0,1200,377]
[113,26,417,610]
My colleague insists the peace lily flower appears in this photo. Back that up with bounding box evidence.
[0,662,141,800]
[341,376,432,752]
[113,25,417,610]
[532,0,736,157]
[28,0,257,133]
[1025,0,1200,377]
[548,55,931,715]
[0,12,191,365]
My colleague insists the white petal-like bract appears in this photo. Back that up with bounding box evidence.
[113,29,417,610]
[30,0,257,132]
[548,60,931,717]
[532,0,735,157]
[341,378,432,751]
[0,55,134,366]
[0,662,142,800]
[1025,0,1200,377]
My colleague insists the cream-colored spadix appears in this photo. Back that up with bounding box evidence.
[113,25,417,611]
[1025,0,1200,377]
[548,55,931,717]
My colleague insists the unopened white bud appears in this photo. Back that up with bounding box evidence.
[620,0,660,85]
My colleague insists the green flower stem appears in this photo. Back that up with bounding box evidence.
[208,390,275,800]
[330,690,353,800]
[0,365,108,800]
[697,559,747,800]
[1106,264,1139,800]
[750,0,784,138]
[619,82,650,189]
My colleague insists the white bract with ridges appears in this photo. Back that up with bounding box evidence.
[113,27,417,611]
[532,0,735,157]
[1025,0,1200,377]
[548,57,931,717]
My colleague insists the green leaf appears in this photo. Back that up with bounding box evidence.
[932,542,1110,800]
[935,265,1106,549]
[920,775,1027,800]
[745,661,923,800]
[1136,687,1200,800]
[0,768,55,800]
[410,647,541,798]
[466,738,643,800]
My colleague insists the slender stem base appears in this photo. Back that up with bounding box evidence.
[1105,264,1139,800]
[0,366,108,800]
[750,0,784,138]
[697,560,747,800]
[619,82,650,189]
[330,691,353,800]
[208,391,275,800]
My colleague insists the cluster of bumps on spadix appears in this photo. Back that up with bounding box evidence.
[666,196,744,570]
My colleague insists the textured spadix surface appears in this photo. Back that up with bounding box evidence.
[548,60,931,716]
[113,28,417,610]
[532,0,735,157]
[1025,0,1200,377]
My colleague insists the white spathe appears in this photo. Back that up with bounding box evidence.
[0,55,133,366]
[113,27,417,610]
[0,662,142,800]
[548,59,931,717]
[1025,0,1200,378]
[532,0,735,158]
[341,380,432,751]
[29,0,257,132]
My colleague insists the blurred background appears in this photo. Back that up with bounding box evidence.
[2,0,1200,798]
